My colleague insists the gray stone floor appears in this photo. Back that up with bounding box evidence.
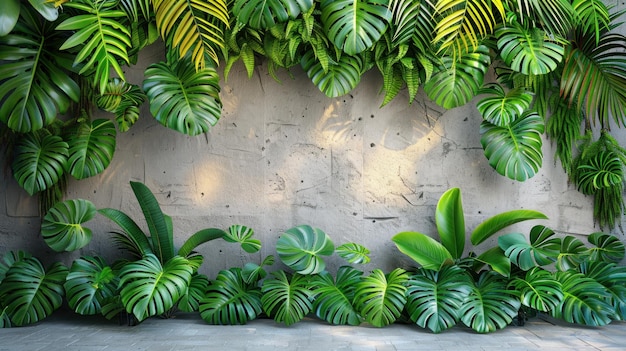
[1,311,625,351]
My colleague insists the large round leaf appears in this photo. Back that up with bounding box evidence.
[498,225,561,270]
[480,111,545,181]
[66,119,116,180]
[0,257,67,327]
[556,235,588,271]
[234,0,314,29]
[143,57,222,136]
[320,0,391,55]
[0,251,31,284]
[587,233,626,263]
[118,254,192,322]
[64,256,117,315]
[508,267,563,313]
[477,84,534,127]
[310,266,363,325]
[405,265,472,333]
[0,5,78,133]
[12,132,69,196]
[353,268,408,327]
[276,225,334,274]
[261,270,313,326]
[551,270,615,326]
[301,51,363,98]
[424,45,491,109]
[200,268,263,324]
[42,199,96,252]
[178,273,210,313]
[460,271,521,333]
[496,25,565,75]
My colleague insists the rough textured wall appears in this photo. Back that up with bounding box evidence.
[2,18,626,275]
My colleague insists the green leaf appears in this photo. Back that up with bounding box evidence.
[479,112,545,182]
[498,225,561,270]
[0,257,67,327]
[320,0,391,55]
[143,57,222,136]
[64,256,117,315]
[301,50,363,98]
[57,0,131,93]
[66,119,116,180]
[472,247,511,277]
[511,0,573,37]
[96,78,145,132]
[224,225,261,253]
[424,45,491,109]
[0,251,32,284]
[178,274,210,313]
[242,255,275,285]
[130,181,173,263]
[152,0,228,69]
[97,208,153,257]
[41,199,96,252]
[392,231,453,270]
[587,233,626,263]
[276,225,334,274]
[477,84,534,127]
[508,268,563,313]
[12,132,69,196]
[261,270,313,326]
[336,243,370,264]
[119,254,192,322]
[556,235,588,271]
[178,228,227,258]
[572,0,610,44]
[0,0,20,36]
[28,0,59,22]
[200,268,263,324]
[234,0,314,29]
[551,270,615,326]
[405,265,472,333]
[471,209,548,245]
[0,3,76,132]
[354,268,408,328]
[496,25,565,75]
[575,151,623,195]
[579,261,626,320]
[460,271,521,333]
[310,266,363,325]
[435,188,465,259]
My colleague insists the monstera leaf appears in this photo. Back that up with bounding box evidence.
[12,132,69,196]
[477,84,534,127]
[66,119,116,180]
[496,25,565,75]
[200,268,263,324]
[0,251,31,284]
[0,5,79,133]
[460,271,521,333]
[97,78,145,132]
[64,256,117,315]
[587,233,626,263]
[353,268,408,327]
[556,235,588,271]
[480,111,545,181]
[41,199,96,252]
[336,243,370,264]
[424,45,491,109]
[301,51,363,98]
[405,265,472,333]
[579,261,626,320]
[261,270,313,326]
[320,0,391,55]
[234,0,314,29]
[0,257,67,327]
[551,270,615,326]
[118,254,192,322]
[508,267,563,313]
[143,57,222,136]
[223,225,261,253]
[310,266,363,325]
[276,225,334,274]
[178,274,210,313]
[56,0,131,94]
[498,225,561,270]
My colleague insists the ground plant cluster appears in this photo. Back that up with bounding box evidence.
[1,184,625,334]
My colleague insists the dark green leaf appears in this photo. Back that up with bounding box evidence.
[42,199,96,252]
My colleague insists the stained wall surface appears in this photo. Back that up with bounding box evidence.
[2,9,626,274]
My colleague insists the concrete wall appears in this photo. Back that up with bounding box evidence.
[2,16,626,275]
